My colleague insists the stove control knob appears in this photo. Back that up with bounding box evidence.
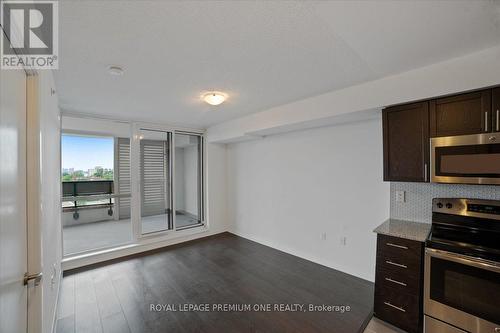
[437,202,443,208]
[446,203,453,209]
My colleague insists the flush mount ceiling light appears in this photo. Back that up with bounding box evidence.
[107,65,124,76]
[202,91,227,106]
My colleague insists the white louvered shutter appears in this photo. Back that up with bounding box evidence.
[117,138,131,218]
[140,139,169,216]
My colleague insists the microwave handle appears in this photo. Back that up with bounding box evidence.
[426,248,500,273]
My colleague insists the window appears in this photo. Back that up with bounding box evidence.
[61,134,132,255]
[60,118,205,258]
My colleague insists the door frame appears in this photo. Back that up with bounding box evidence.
[132,125,175,238]
[26,73,44,333]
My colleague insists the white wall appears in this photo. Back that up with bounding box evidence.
[206,142,228,232]
[226,118,389,282]
[62,115,130,137]
[183,145,199,216]
[38,71,63,333]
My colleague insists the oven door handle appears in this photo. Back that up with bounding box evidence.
[426,248,500,273]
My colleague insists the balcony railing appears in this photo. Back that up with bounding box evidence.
[63,180,114,197]
[62,180,114,218]
[62,180,131,223]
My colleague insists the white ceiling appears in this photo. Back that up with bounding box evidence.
[55,0,500,128]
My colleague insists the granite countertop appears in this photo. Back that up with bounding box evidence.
[373,218,431,242]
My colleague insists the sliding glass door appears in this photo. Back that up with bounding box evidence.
[174,132,203,229]
[139,129,173,234]
[137,129,204,234]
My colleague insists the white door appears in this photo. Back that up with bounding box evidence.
[0,64,28,331]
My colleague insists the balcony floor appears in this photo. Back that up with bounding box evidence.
[63,214,200,255]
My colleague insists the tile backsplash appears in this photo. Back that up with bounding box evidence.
[390,182,500,223]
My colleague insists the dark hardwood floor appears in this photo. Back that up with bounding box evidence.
[56,233,374,333]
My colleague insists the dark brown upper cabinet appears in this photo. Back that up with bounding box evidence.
[429,89,492,137]
[383,102,430,182]
[493,87,500,133]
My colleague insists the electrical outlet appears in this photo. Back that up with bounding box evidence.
[320,232,327,241]
[340,236,347,246]
[395,190,406,203]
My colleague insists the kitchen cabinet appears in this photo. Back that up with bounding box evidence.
[374,234,425,333]
[429,89,491,137]
[493,87,500,133]
[383,102,430,182]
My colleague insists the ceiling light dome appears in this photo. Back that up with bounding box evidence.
[202,91,227,106]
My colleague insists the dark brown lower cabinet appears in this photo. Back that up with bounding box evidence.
[374,234,424,333]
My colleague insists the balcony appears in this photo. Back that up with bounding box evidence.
[62,180,133,255]
[62,180,200,255]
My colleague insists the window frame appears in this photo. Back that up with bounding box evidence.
[60,117,207,262]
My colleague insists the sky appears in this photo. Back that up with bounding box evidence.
[61,135,114,171]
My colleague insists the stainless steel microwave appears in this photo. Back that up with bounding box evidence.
[431,132,500,185]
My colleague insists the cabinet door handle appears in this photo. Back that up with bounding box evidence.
[386,242,408,250]
[496,110,499,132]
[385,277,407,286]
[385,260,407,269]
[485,112,489,132]
[384,301,406,312]
[424,163,428,182]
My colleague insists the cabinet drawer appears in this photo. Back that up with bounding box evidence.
[375,262,421,296]
[377,246,421,275]
[377,234,423,264]
[374,286,420,333]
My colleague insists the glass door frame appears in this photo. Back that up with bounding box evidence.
[130,123,206,240]
[137,127,173,236]
[174,131,205,231]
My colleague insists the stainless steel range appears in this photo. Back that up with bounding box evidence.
[424,198,500,333]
